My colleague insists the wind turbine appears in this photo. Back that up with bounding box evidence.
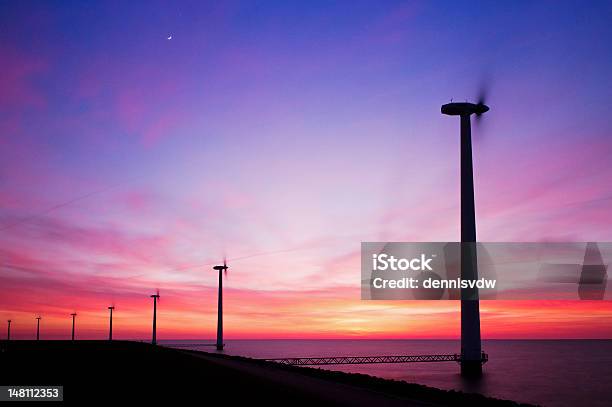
[36,316,41,340]
[70,313,77,341]
[441,97,489,377]
[108,306,115,341]
[213,259,229,351]
[151,291,160,345]
[7,320,11,341]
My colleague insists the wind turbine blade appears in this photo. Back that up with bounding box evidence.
[474,76,491,129]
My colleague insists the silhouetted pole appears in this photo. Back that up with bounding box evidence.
[151,294,160,345]
[442,101,489,377]
[71,313,77,341]
[217,268,223,350]
[108,306,114,341]
[7,320,11,340]
[213,262,228,351]
[459,114,482,376]
[36,316,41,340]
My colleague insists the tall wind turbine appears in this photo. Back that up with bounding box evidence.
[36,316,41,340]
[7,320,11,341]
[441,99,489,377]
[108,306,115,341]
[70,313,77,341]
[213,259,229,351]
[151,291,160,345]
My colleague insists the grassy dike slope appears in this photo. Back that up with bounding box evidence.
[0,341,533,406]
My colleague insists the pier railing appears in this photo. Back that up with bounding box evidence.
[163,344,489,366]
[266,353,488,366]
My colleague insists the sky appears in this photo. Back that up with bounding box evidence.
[1,0,612,340]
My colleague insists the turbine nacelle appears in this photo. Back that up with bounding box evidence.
[214,258,229,276]
[151,289,160,299]
[441,102,489,117]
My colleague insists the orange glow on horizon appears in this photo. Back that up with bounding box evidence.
[3,289,612,340]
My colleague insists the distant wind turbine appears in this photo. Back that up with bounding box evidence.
[213,259,229,351]
[7,320,11,341]
[36,316,41,340]
[71,313,77,341]
[108,306,115,341]
[151,291,160,345]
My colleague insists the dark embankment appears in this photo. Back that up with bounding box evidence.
[1,341,533,406]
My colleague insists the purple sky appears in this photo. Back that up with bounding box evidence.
[1,1,612,339]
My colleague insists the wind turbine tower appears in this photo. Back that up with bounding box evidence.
[213,260,228,351]
[70,313,77,341]
[108,306,115,341]
[151,292,160,345]
[7,320,11,341]
[441,100,489,377]
[36,316,41,340]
